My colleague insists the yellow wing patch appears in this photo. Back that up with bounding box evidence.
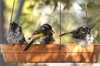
[33,33,44,39]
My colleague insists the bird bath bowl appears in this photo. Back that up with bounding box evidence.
[0,44,100,63]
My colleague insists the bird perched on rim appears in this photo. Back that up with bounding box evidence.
[7,21,27,46]
[59,26,94,47]
[39,30,55,44]
[23,23,55,51]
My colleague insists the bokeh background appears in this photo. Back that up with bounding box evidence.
[0,0,100,66]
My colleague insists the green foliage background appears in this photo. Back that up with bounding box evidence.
[4,0,100,44]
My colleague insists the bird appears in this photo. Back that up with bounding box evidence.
[23,23,55,51]
[38,31,55,44]
[7,21,27,46]
[59,26,94,47]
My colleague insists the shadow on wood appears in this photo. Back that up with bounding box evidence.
[0,44,100,63]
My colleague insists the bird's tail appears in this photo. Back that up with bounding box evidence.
[23,38,36,51]
[59,31,73,37]
[23,33,44,51]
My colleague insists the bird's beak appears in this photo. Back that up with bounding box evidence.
[51,29,55,34]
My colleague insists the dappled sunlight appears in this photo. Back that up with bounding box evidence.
[0,44,100,63]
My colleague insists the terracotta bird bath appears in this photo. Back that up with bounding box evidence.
[0,44,100,63]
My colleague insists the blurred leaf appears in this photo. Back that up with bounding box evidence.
[44,0,50,5]
[60,0,72,10]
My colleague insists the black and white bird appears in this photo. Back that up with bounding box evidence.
[24,23,55,51]
[39,31,55,44]
[59,26,94,47]
[7,21,27,46]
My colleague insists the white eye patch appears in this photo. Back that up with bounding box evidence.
[42,27,45,30]
[82,31,85,33]
[87,29,90,32]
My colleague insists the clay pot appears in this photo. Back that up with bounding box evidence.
[0,44,99,63]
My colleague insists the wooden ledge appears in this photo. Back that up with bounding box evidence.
[0,44,100,63]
